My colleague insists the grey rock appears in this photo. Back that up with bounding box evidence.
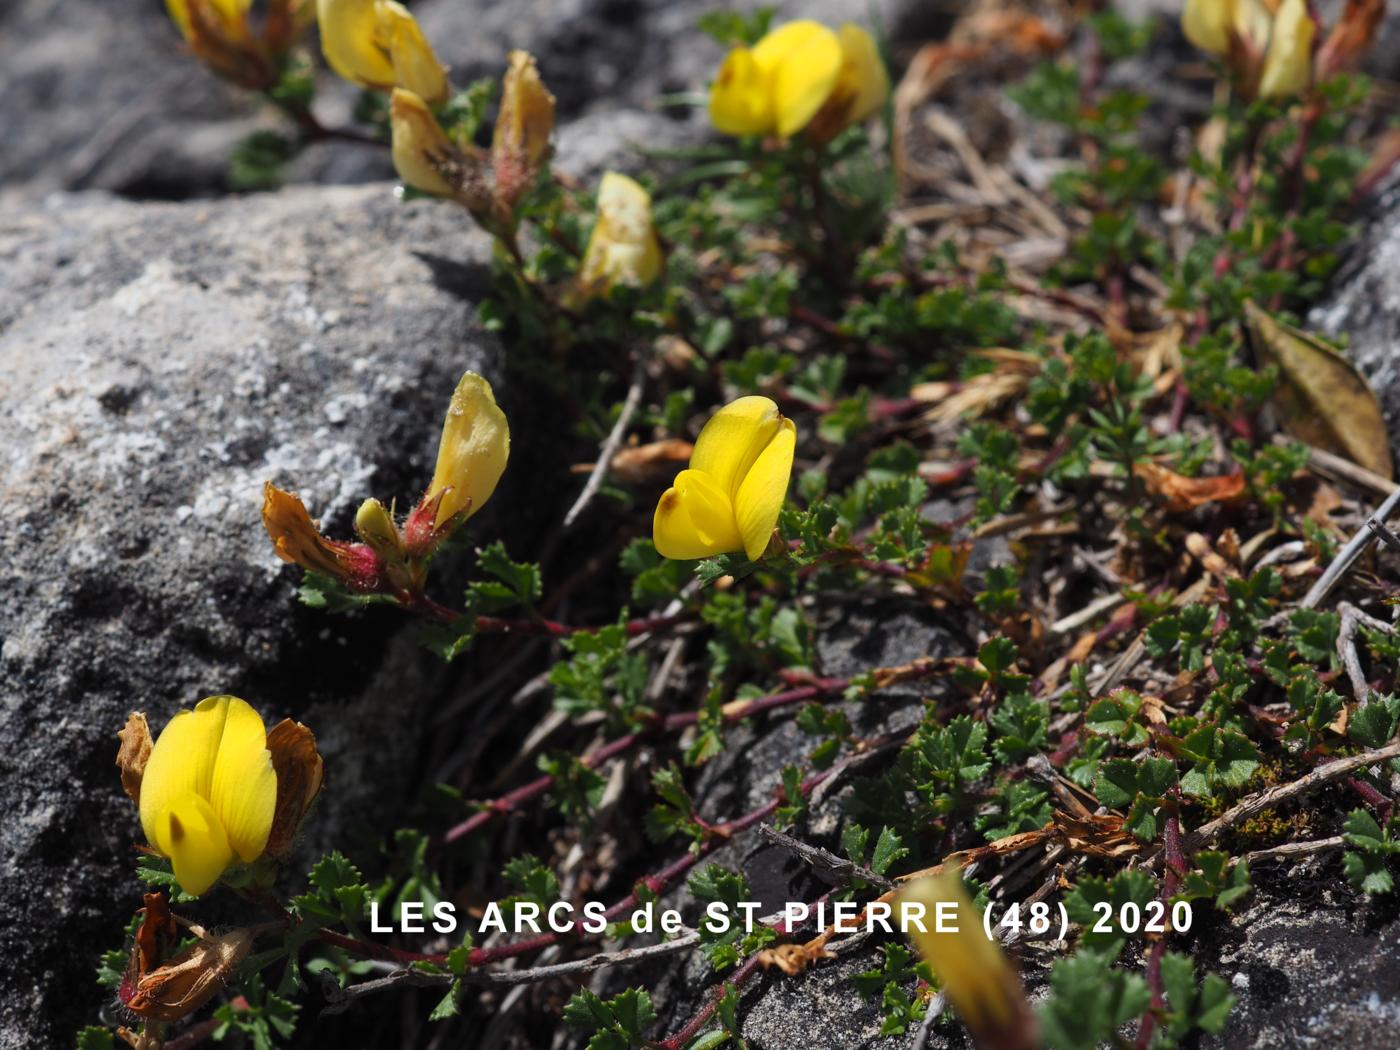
[0,182,501,1049]
[1310,185,1400,452]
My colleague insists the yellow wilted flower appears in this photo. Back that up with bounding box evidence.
[137,697,277,897]
[493,50,557,209]
[1181,0,1316,99]
[899,872,1038,1050]
[653,396,796,561]
[574,172,664,300]
[418,371,511,533]
[390,88,461,198]
[1258,0,1315,98]
[709,20,888,140]
[318,0,449,104]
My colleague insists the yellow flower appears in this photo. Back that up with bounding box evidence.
[708,20,888,140]
[493,50,557,210]
[653,396,796,561]
[899,872,1037,1048]
[318,0,449,104]
[423,372,511,530]
[165,0,249,41]
[138,697,277,897]
[1182,0,1235,55]
[574,172,664,298]
[389,88,459,198]
[1258,0,1315,98]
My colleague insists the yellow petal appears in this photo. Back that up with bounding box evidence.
[689,395,783,502]
[207,696,276,863]
[653,469,745,560]
[152,794,235,897]
[1232,0,1276,54]
[752,20,843,137]
[318,0,396,89]
[835,25,889,125]
[139,698,233,847]
[1182,0,1233,55]
[900,872,1029,1036]
[426,372,511,528]
[708,47,775,136]
[735,416,795,560]
[378,0,449,104]
[390,88,458,197]
[1258,0,1315,98]
[575,172,664,296]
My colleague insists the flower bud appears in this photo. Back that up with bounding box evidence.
[1181,0,1232,56]
[390,88,465,199]
[492,50,557,210]
[573,172,664,301]
[354,497,403,560]
[262,482,384,592]
[122,924,255,1022]
[165,0,250,43]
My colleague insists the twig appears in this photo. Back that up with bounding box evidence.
[1299,485,1400,610]
[562,350,648,528]
[1184,740,1400,851]
[756,824,897,891]
[1242,836,1346,863]
[1287,434,1399,499]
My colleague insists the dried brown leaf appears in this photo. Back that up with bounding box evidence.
[1245,301,1393,480]
[757,942,836,976]
[1135,463,1246,512]
[1051,811,1143,859]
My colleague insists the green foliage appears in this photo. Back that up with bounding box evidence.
[853,942,933,1036]
[538,751,606,826]
[1177,851,1252,911]
[563,988,658,1049]
[1177,724,1260,798]
[1158,952,1235,1041]
[689,865,776,970]
[1341,809,1400,895]
[1038,948,1152,1050]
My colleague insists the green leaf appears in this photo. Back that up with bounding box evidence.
[871,826,909,876]
[1349,695,1400,749]
[1038,948,1152,1050]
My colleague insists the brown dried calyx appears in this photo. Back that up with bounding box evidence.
[116,713,153,805]
[120,906,254,1023]
[263,718,326,859]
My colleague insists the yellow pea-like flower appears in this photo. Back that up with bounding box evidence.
[653,396,796,561]
[708,20,887,140]
[318,0,449,104]
[389,88,459,198]
[138,697,277,897]
[899,872,1038,1049]
[1258,0,1315,98]
[575,172,664,297]
[424,372,511,529]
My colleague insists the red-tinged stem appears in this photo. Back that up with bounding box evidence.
[441,680,848,844]
[1134,804,1187,1050]
[411,593,690,638]
[1346,775,1393,824]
